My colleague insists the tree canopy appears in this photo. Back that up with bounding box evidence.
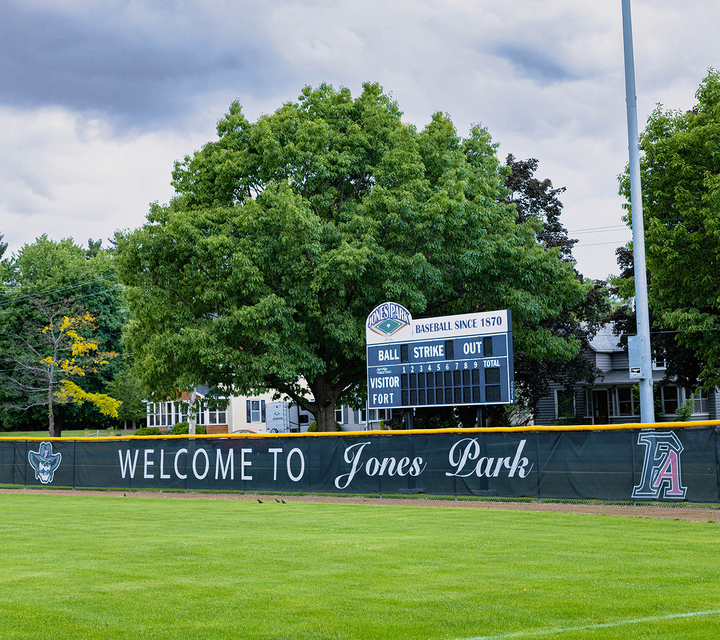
[619,69,720,388]
[0,236,124,434]
[117,82,585,431]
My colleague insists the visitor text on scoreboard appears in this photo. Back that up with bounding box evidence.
[366,303,514,410]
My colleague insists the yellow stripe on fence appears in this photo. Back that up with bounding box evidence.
[2,419,719,441]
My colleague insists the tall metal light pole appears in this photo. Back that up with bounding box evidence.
[622,0,655,424]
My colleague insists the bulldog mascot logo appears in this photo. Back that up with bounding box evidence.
[28,442,62,484]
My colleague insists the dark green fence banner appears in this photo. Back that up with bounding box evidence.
[2,427,719,503]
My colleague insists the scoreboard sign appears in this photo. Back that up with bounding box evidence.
[366,303,514,410]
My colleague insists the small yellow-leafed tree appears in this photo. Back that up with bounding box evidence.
[7,307,121,437]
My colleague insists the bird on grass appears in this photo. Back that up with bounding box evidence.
[257,499,263,503]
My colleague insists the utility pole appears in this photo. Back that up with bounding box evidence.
[622,0,655,424]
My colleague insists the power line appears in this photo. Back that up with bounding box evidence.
[0,284,123,316]
[0,275,119,306]
[574,240,630,247]
[567,225,629,234]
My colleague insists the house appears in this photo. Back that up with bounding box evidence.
[145,385,372,433]
[535,328,720,425]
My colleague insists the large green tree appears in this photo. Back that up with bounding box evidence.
[117,83,585,431]
[619,70,720,388]
[0,236,124,435]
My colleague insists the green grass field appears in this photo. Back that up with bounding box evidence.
[1,493,719,640]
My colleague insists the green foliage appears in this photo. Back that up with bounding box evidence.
[605,247,704,390]
[620,70,720,388]
[117,83,584,431]
[305,421,339,432]
[0,236,125,434]
[170,423,206,435]
[105,364,148,424]
[134,427,163,436]
[171,421,190,433]
[675,399,695,422]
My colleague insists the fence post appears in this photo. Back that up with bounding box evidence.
[453,431,458,501]
[377,434,382,499]
[72,440,76,490]
[715,426,720,504]
[535,433,541,503]
[308,438,312,497]
[631,429,636,506]
[11,440,17,486]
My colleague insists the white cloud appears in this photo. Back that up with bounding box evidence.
[1,0,719,281]
[0,106,212,254]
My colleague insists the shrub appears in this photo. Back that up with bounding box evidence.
[171,422,189,434]
[171,423,206,434]
[306,421,341,432]
[675,399,694,422]
[134,427,162,436]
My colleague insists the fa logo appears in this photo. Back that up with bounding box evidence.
[28,442,62,485]
[632,431,687,500]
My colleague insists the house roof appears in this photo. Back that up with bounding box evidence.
[590,369,666,386]
[589,327,623,353]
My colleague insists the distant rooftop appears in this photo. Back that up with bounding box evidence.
[589,326,623,353]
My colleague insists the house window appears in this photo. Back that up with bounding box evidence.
[147,403,155,427]
[584,391,593,419]
[688,389,708,414]
[555,389,575,418]
[334,406,349,424]
[617,386,639,416]
[661,386,679,415]
[206,405,227,425]
[246,400,265,423]
[162,402,172,426]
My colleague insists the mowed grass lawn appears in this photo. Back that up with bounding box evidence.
[1,494,719,640]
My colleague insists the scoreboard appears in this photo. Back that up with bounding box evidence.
[366,303,514,411]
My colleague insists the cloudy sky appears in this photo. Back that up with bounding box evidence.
[1,0,718,280]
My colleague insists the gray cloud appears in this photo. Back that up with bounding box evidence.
[494,45,579,85]
[2,0,720,281]
[0,1,292,128]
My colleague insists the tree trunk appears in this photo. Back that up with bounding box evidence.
[48,389,61,438]
[278,371,357,433]
[188,390,197,435]
[314,403,337,432]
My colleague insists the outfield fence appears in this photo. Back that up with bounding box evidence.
[2,422,720,503]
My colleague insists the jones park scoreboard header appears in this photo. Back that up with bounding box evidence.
[366,303,514,411]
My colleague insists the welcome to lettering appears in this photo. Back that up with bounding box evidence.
[117,447,306,482]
